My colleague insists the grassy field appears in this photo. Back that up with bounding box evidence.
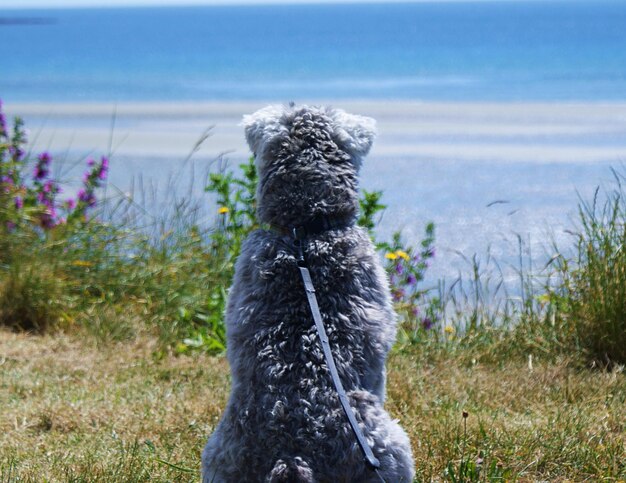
[1,329,624,482]
[1,104,626,482]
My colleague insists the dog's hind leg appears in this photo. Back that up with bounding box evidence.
[201,430,231,483]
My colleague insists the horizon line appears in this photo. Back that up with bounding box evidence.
[0,0,585,11]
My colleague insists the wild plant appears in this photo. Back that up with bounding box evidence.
[551,170,626,367]
[380,224,440,346]
[443,412,511,482]
[0,100,110,331]
[358,188,387,241]
[173,157,258,354]
[0,100,108,238]
[205,156,259,269]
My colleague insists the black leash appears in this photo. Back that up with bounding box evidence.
[290,221,386,482]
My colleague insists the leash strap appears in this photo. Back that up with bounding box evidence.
[297,263,381,471]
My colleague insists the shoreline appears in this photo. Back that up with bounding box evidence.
[6,100,626,162]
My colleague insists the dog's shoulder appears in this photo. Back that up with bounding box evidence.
[236,225,383,284]
[236,228,299,278]
[240,228,291,260]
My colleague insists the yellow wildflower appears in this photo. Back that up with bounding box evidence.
[444,325,455,334]
[395,250,410,261]
[71,260,93,267]
[385,252,398,260]
[218,206,229,214]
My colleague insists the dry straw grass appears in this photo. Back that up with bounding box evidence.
[1,328,624,482]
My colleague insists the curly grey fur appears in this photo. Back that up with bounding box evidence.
[201,105,415,483]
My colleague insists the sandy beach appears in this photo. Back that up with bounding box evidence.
[10,101,626,161]
[7,100,626,281]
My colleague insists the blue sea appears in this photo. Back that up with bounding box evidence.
[1,1,626,102]
[2,1,626,288]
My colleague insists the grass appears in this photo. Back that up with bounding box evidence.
[551,173,626,367]
[0,328,623,482]
[390,353,625,481]
[0,329,227,482]
[2,105,626,481]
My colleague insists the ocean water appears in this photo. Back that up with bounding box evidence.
[2,2,626,287]
[1,1,626,102]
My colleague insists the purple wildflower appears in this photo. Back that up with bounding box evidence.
[39,152,51,164]
[87,158,96,167]
[98,156,109,180]
[33,152,51,180]
[422,317,434,330]
[389,273,398,286]
[1,176,12,194]
[411,306,420,317]
[40,215,56,229]
[395,263,404,275]
[392,288,405,302]
[0,99,5,135]
[78,189,96,207]
[6,221,16,232]
[406,274,417,285]
[9,146,24,162]
[38,203,59,229]
[14,197,23,209]
[66,198,76,210]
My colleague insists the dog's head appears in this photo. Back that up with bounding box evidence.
[243,104,376,227]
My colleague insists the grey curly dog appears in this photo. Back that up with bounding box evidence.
[201,104,415,482]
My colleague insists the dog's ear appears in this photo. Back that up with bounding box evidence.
[331,109,377,159]
[242,105,287,157]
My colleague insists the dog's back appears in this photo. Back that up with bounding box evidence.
[202,105,414,482]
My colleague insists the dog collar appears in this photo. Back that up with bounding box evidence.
[269,214,355,241]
